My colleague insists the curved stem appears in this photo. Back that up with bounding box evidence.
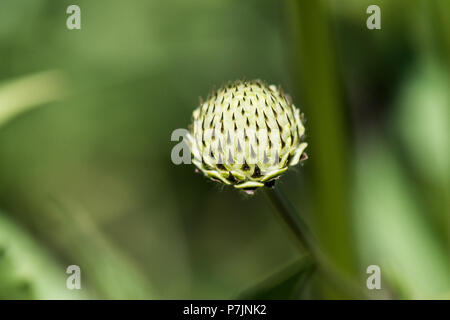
[263,185,368,299]
[263,186,317,256]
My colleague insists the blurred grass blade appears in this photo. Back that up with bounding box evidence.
[0,211,87,299]
[354,139,450,299]
[0,246,34,299]
[394,60,450,239]
[284,0,357,282]
[49,199,156,299]
[237,256,315,300]
[0,70,68,128]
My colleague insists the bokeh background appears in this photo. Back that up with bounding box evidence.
[0,0,448,299]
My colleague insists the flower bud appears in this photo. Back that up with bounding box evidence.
[187,80,307,192]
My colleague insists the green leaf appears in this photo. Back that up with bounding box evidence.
[237,256,315,300]
[0,246,34,299]
[0,70,68,129]
[353,138,450,299]
[0,211,87,299]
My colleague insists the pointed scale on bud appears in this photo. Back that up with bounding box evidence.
[186,80,307,192]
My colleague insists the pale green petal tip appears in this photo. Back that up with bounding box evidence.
[204,170,232,185]
[289,143,308,166]
[234,181,265,189]
[261,167,288,182]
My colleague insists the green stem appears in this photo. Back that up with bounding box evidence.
[264,185,368,299]
[263,186,316,256]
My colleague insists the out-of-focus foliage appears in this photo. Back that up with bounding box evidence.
[0,0,448,299]
[0,211,86,299]
[354,139,449,299]
[238,257,315,300]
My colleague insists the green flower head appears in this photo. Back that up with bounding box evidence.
[187,80,307,192]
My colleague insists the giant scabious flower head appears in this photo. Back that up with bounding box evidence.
[187,80,307,192]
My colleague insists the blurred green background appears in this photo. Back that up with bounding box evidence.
[0,0,448,299]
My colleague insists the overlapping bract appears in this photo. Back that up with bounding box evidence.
[187,80,307,190]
